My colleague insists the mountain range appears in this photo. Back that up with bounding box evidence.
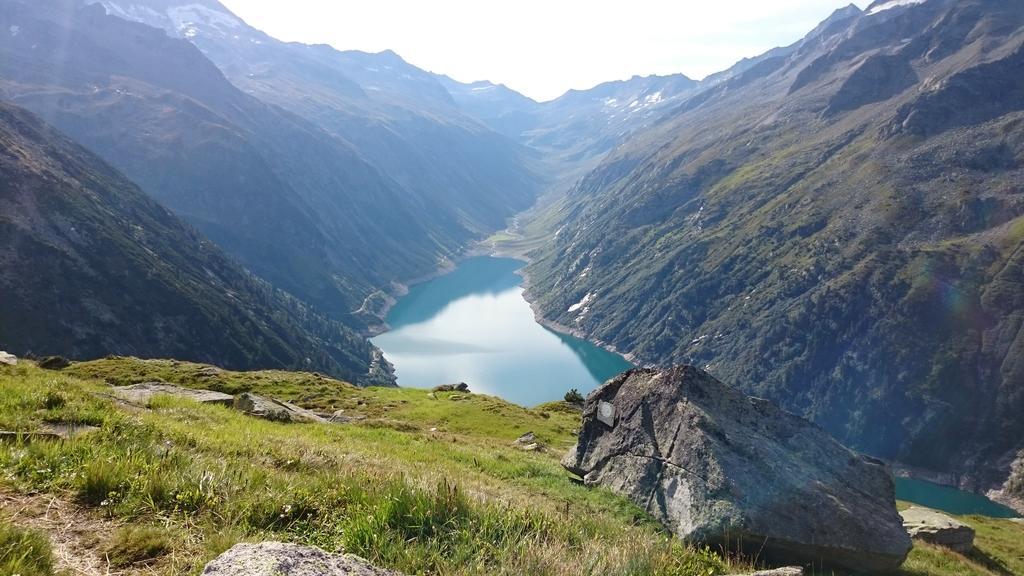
[521,0,1024,495]
[0,100,390,384]
[0,0,1020,506]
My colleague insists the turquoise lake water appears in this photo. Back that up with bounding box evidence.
[372,256,633,407]
[373,257,1020,519]
[895,477,1020,518]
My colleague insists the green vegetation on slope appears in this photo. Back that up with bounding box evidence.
[0,520,57,576]
[525,0,1024,490]
[2,359,1022,575]
[0,360,730,575]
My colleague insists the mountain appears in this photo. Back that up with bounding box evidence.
[0,101,392,384]
[86,0,542,273]
[526,0,1024,493]
[436,76,540,141]
[1,0,539,328]
[441,73,700,185]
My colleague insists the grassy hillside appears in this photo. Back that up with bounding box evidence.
[1,359,1021,575]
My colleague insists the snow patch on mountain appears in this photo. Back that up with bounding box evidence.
[95,2,242,39]
[568,292,594,313]
[644,91,663,105]
[167,4,241,31]
[100,1,164,24]
[867,0,928,16]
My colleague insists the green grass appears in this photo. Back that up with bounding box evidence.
[1,361,729,575]
[104,526,172,568]
[3,359,1022,575]
[0,520,58,576]
[900,515,1024,576]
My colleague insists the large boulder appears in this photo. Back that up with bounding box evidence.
[563,367,911,572]
[0,351,16,366]
[234,393,326,423]
[900,507,975,552]
[201,542,403,575]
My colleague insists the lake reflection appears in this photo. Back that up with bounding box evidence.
[373,257,632,406]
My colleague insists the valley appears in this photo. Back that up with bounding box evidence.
[0,0,1022,573]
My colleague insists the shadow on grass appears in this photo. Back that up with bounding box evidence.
[963,547,1013,576]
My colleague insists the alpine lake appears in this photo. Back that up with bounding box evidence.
[373,256,1020,519]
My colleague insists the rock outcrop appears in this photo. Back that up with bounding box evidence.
[901,507,975,553]
[990,450,1024,515]
[0,352,16,366]
[201,542,403,576]
[433,382,470,393]
[37,356,71,370]
[563,367,911,572]
[727,568,803,576]
[112,383,234,407]
[234,393,326,423]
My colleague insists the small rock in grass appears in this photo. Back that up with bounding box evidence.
[201,542,404,575]
[432,382,470,393]
[727,568,804,576]
[234,392,325,423]
[901,506,975,553]
[328,410,354,424]
[0,351,16,366]
[514,431,537,445]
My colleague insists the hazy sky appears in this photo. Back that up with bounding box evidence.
[219,0,874,102]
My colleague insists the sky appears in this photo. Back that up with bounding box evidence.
[219,0,874,102]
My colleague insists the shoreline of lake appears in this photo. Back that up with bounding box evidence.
[371,256,632,407]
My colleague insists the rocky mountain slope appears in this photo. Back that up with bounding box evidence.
[526,0,1024,493]
[441,73,700,190]
[0,101,389,384]
[1,0,539,327]
[89,0,543,243]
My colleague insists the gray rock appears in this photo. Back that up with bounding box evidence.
[112,383,234,407]
[513,431,544,452]
[727,568,803,576]
[563,367,911,572]
[596,400,616,427]
[991,449,1024,515]
[0,423,98,442]
[327,410,366,424]
[195,366,223,378]
[514,431,536,444]
[432,382,470,393]
[40,422,99,439]
[201,542,403,575]
[0,351,16,366]
[234,393,325,423]
[901,507,975,552]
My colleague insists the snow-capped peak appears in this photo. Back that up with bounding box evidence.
[93,1,243,40]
